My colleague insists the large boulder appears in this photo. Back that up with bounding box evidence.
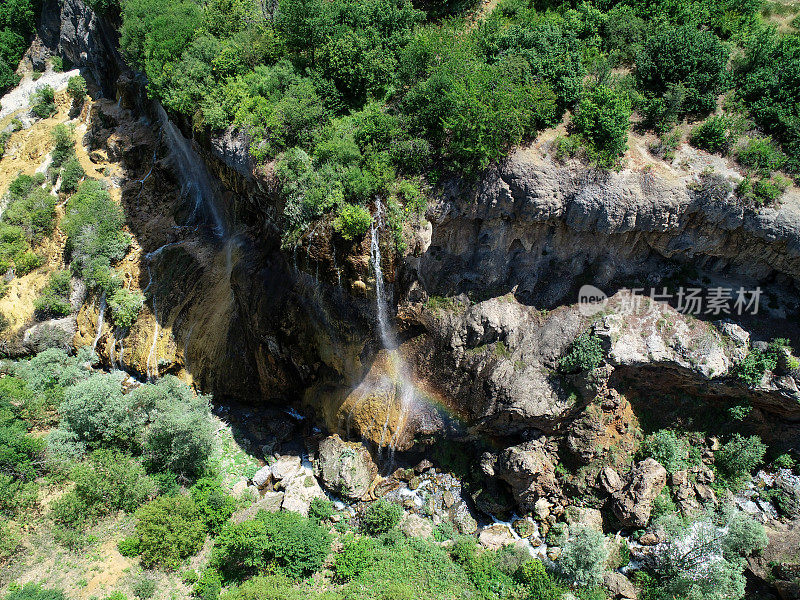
[400,514,433,539]
[314,435,376,500]
[281,473,326,516]
[774,474,800,518]
[493,439,560,512]
[612,459,667,528]
[603,571,637,600]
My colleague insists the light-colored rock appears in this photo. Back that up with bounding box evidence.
[271,455,303,481]
[281,473,326,516]
[639,532,660,546]
[252,465,272,488]
[567,507,603,533]
[534,498,552,520]
[601,467,623,494]
[401,514,433,539]
[494,439,560,512]
[612,459,667,528]
[603,571,638,599]
[479,524,517,550]
[451,502,478,535]
[314,435,376,500]
[233,491,284,523]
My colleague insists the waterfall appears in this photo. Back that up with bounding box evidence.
[155,104,228,239]
[91,294,106,353]
[146,298,160,381]
[369,199,415,467]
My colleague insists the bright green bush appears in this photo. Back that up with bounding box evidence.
[334,536,378,582]
[30,85,56,119]
[572,85,631,166]
[360,499,403,535]
[108,288,144,328]
[212,510,331,581]
[333,203,372,241]
[193,569,222,600]
[14,251,41,275]
[735,137,787,177]
[308,497,335,523]
[638,430,688,473]
[50,449,155,526]
[715,434,766,480]
[135,494,207,570]
[117,535,141,557]
[190,477,236,534]
[559,331,604,373]
[50,124,74,168]
[66,75,87,107]
[34,271,72,318]
[516,559,563,599]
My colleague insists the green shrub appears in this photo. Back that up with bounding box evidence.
[117,535,141,557]
[773,453,795,470]
[735,137,787,177]
[722,511,768,560]
[60,158,85,194]
[690,116,730,154]
[638,430,688,473]
[108,288,144,329]
[135,494,207,570]
[333,203,372,241]
[193,569,222,600]
[30,85,56,119]
[0,519,22,562]
[516,559,563,599]
[190,477,236,535]
[218,575,304,600]
[212,510,331,581]
[557,524,608,586]
[572,84,631,167]
[50,124,74,168]
[57,372,145,451]
[51,56,64,72]
[360,499,403,535]
[560,331,604,373]
[308,497,335,524]
[143,383,214,477]
[131,575,156,600]
[4,584,66,600]
[14,251,41,275]
[715,434,766,480]
[334,536,378,582]
[34,271,72,318]
[0,132,10,159]
[50,449,155,526]
[66,75,87,107]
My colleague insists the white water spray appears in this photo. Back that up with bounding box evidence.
[91,294,106,353]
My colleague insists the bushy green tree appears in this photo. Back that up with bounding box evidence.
[66,75,87,107]
[572,85,631,166]
[212,510,331,581]
[30,85,56,119]
[108,288,144,328]
[190,477,236,535]
[715,434,766,480]
[334,536,378,582]
[557,524,608,586]
[360,500,403,535]
[638,430,688,473]
[33,271,72,319]
[135,494,206,569]
[333,203,371,240]
[559,331,604,373]
[59,158,85,194]
[636,25,729,125]
[690,116,731,154]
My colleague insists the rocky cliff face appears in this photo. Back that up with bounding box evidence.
[28,0,800,516]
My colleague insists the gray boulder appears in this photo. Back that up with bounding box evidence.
[314,435,376,500]
[612,459,667,528]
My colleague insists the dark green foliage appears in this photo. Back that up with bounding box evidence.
[190,477,236,535]
[135,494,207,569]
[360,499,403,535]
[0,0,39,94]
[690,116,731,154]
[117,535,141,557]
[211,510,331,581]
[638,429,688,473]
[34,271,72,319]
[559,331,603,373]
[4,584,66,600]
[0,132,10,159]
[449,536,519,598]
[333,203,372,240]
[516,559,563,599]
[193,569,223,600]
[715,434,767,480]
[50,124,75,168]
[735,339,791,386]
[50,449,156,527]
[131,576,156,600]
[572,84,631,166]
[4,183,58,242]
[308,497,335,523]
[637,25,729,127]
[62,180,130,293]
[30,86,57,119]
[60,158,85,194]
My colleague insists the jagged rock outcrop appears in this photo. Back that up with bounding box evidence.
[612,458,668,528]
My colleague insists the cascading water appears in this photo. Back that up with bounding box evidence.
[369,199,416,467]
[91,294,106,353]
